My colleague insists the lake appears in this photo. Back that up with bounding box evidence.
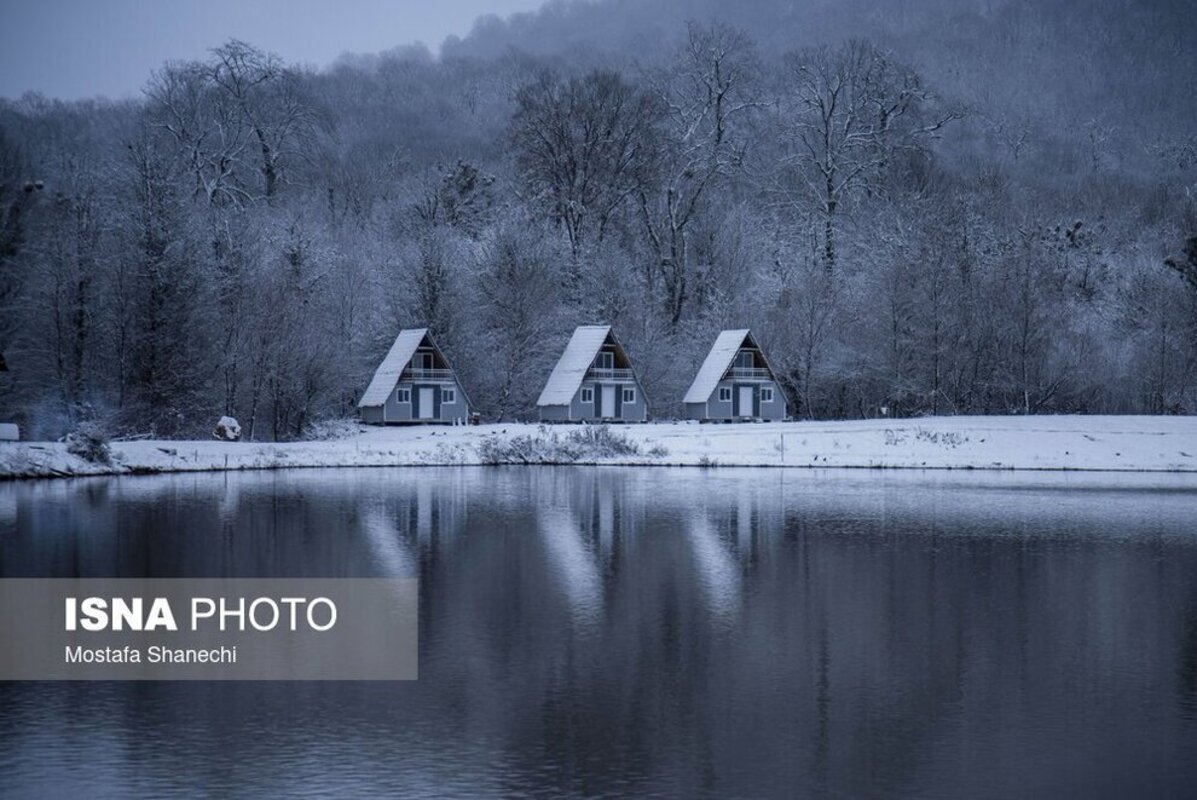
[2,467,1196,798]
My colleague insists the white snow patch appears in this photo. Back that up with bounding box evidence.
[2,416,1196,480]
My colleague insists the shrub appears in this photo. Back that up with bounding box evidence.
[563,425,641,457]
[476,425,657,465]
[64,422,112,465]
[303,418,363,441]
[213,416,242,441]
[913,427,968,448]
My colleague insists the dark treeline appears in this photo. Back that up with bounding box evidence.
[1,0,1194,439]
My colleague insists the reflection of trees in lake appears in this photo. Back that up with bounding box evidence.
[1,468,1195,796]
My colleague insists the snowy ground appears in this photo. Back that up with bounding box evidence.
[2,416,1196,480]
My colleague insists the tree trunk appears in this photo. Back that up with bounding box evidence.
[823,179,837,273]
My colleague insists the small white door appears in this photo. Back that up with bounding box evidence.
[601,385,616,418]
[418,387,435,419]
[739,386,754,418]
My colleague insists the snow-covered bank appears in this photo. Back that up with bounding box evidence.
[2,416,1196,480]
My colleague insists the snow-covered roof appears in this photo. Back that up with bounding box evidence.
[537,325,621,407]
[358,328,429,408]
[683,329,761,404]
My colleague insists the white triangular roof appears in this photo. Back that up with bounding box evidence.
[358,328,429,408]
[537,325,623,407]
[683,329,770,404]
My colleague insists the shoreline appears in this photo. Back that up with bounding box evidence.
[9,460,1197,483]
[3,416,1196,481]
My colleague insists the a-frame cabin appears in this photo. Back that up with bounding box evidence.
[537,325,648,422]
[358,328,471,424]
[683,329,786,421]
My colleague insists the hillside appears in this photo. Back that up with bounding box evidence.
[1,0,1194,441]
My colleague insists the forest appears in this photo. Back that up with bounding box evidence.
[0,0,1194,440]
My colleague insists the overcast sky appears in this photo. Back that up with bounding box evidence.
[0,0,547,100]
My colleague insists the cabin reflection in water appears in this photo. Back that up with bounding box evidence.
[1,468,1195,798]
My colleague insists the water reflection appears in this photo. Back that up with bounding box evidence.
[537,506,603,627]
[685,513,741,622]
[1,467,1196,798]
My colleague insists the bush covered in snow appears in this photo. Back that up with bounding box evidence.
[302,418,363,441]
[477,433,559,464]
[565,425,643,457]
[477,425,657,465]
[213,416,242,442]
[64,422,111,465]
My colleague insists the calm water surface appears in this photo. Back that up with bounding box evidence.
[1,467,1196,798]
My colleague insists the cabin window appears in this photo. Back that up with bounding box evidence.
[581,387,594,403]
[442,387,456,404]
[622,387,636,403]
[596,351,614,369]
[417,352,433,369]
[396,388,411,403]
[736,350,754,368]
[761,387,774,403]
[719,387,732,402]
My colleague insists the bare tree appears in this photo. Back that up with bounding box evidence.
[42,181,102,413]
[780,40,957,273]
[119,127,211,435]
[412,160,496,238]
[405,230,458,342]
[509,69,657,279]
[473,221,564,420]
[145,61,250,205]
[638,22,759,327]
[209,41,321,200]
[146,40,321,204]
[0,131,44,377]
[767,254,837,418]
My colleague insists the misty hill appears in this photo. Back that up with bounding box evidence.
[0,0,1194,440]
[448,0,1195,136]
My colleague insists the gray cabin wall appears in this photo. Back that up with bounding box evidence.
[539,405,571,422]
[572,379,648,421]
[428,378,468,422]
[705,387,733,419]
[363,377,469,424]
[697,379,786,421]
[757,382,786,420]
[540,380,648,422]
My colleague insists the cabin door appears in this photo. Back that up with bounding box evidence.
[418,387,435,419]
[601,385,616,418]
[738,386,754,418]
